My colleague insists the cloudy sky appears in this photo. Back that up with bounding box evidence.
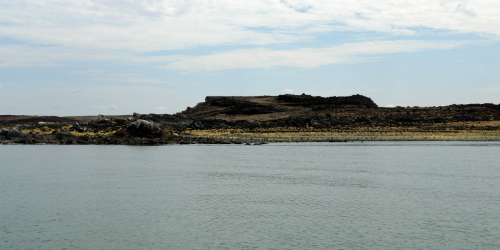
[1,0,499,116]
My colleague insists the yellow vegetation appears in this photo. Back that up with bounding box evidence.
[189,125,500,142]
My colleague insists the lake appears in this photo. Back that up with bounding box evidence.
[1,142,500,249]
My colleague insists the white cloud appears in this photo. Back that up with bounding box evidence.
[0,45,132,67]
[96,77,169,84]
[1,0,499,53]
[0,1,301,52]
[386,104,396,107]
[0,44,185,67]
[0,39,470,69]
[0,38,476,70]
[1,1,499,69]
[165,40,467,71]
[284,89,294,94]
[110,105,118,110]
[56,86,173,97]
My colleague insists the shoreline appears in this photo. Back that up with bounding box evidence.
[2,94,500,145]
[2,132,500,145]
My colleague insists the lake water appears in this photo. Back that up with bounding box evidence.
[1,142,500,249]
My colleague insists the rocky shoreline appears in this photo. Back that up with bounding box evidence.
[2,94,500,145]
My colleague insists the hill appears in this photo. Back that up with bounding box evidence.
[181,94,377,121]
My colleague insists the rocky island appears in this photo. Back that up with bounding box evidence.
[2,94,500,145]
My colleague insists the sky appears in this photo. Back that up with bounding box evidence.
[1,0,500,116]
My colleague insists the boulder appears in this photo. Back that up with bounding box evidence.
[76,126,88,133]
[1,129,23,138]
[92,114,112,124]
[38,122,57,126]
[127,119,164,138]
[310,119,324,127]
[114,119,130,125]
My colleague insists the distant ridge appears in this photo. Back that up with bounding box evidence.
[183,94,377,120]
[204,94,377,107]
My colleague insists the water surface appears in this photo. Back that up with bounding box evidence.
[1,142,500,249]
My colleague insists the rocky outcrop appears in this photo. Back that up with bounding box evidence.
[277,94,378,108]
[204,96,280,115]
[205,96,247,107]
[0,128,25,139]
[182,94,378,119]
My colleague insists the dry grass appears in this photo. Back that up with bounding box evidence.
[189,123,500,142]
[20,125,118,137]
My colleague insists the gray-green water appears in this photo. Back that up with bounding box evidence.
[1,142,500,249]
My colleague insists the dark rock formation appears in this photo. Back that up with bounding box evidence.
[205,96,280,115]
[183,94,377,119]
[277,94,378,108]
[0,128,24,139]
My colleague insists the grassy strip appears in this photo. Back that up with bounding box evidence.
[188,128,500,142]
[188,134,500,142]
[14,124,500,142]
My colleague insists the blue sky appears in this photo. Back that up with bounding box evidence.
[1,0,499,116]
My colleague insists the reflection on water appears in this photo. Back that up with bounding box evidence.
[1,142,500,249]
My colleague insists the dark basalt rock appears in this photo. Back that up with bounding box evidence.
[224,106,276,115]
[114,119,130,125]
[205,96,244,107]
[55,132,75,138]
[451,103,500,110]
[204,96,280,115]
[277,94,378,108]
[1,129,24,138]
[452,115,481,121]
